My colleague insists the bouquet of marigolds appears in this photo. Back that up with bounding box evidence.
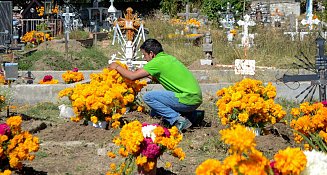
[0,116,40,174]
[216,78,286,128]
[107,121,185,175]
[39,75,59,84]
[62,68,84,84]
[290,102,327,151]
[58,62,147,128]
[21,30,53,45]
[196,125,307,175]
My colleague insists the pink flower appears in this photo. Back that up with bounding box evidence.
[270,160,280,175]
[43,75,53,82]
[141,138,161,159]
[72,67,78,72]
[322,100,327,107]
[163,127,170,137]
[0,123,10,136]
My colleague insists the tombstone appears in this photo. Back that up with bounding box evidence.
[177,3,199,21]
[106,0,122,31]
[200,32,213,66]
[87,1,109,24]
[235,59,256,76]
[237,14,256,48]
[219,2,236,41]
[250,2,270,25]
[280,36,327,102]
[0,1,12,46]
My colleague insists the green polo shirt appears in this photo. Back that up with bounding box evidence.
[143,52,202,105]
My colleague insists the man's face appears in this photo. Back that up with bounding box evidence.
[141,49,154,62]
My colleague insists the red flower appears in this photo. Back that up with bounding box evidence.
[43,75,53,82]
[72,67,79,72]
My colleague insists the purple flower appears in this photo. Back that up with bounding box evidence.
[72,67,79,72]
[141,138,161,159]
[0,123,10,136]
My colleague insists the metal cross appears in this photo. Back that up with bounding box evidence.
[280,36,327,102]
[62,6,75,53]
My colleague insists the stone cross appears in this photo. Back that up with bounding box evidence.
[177,3,199,21]
[237,14,256,48]
[93,0,99,8]
[62,6,75,53]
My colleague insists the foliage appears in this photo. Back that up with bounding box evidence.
[69,30,90,40]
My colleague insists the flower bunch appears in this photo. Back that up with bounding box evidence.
[39,75,59,84]
[196,125,307,175]
[169,18,185,26]
[216,78,286,128]
[290,102,327,150]
[58,62,147,128]
[0,116,39,174]
[107,121,185,174]
[62,68,84,84]
[21,30,53,45]
[36,6,44,16]
[301,150,327,175]
[186,18,201,28]
[51,5,59,14]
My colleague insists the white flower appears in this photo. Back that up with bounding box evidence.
[301,150,327,175]
[141,125,157,141]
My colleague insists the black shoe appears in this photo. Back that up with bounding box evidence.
[173,116,192,132]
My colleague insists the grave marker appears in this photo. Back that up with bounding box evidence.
[237,14,256,48]
[62,6,75,53]
[177,2,199,21]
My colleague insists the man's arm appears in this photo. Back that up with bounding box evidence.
[108,62,149,80]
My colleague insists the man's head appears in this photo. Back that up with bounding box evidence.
[140,39,164,61]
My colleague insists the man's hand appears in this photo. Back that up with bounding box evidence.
[108,62,119,70]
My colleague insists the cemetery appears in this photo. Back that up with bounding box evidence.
[0,0,327,174]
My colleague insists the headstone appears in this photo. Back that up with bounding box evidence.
[235,59,255,75]
[0,1,12,46]
[177,3,199,21]
[200,32,213,65]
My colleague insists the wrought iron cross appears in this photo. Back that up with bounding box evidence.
[281,36,327,102]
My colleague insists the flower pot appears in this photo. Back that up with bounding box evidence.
[88,121,107,129]
[246,127,262,136]
[137,158,157,175]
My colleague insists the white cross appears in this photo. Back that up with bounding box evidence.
[62,6,75,39]
[237,14,256,47]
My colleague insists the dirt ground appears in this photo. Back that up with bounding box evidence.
[5,106,295,175]
[3,40,296,174]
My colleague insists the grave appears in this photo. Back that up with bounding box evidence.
[280,36,327,102]
[62,6,75,53]
[283,14,309,41]
[250,2,270,25]
[87,0,108,24]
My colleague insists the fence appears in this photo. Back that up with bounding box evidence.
[21,18,63,37]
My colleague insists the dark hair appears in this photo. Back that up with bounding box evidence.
[140,39,164,55]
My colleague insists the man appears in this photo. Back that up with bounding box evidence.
[108,39,202,131]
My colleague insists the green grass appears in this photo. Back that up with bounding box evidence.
[16,102,62,122]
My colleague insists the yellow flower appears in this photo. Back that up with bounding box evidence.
[274,147,307,175]
[107,151,116,158]
[90,116,98,124]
